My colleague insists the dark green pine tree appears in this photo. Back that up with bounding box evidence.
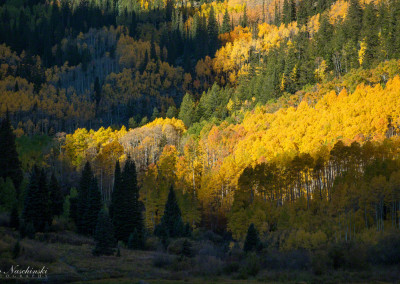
[221,9,231,34]
[77,162,93,234]
[155,186,185,239]
[129,11,137,37]
[361,2,379,67]
[243,223,261,252]
[178,93,195,127]
[37,169,51,231]
[345,0,363,43]
[109,160,122,219]
[0,111,23,192]
[241,5,248,27]
[49,173,64,217]
[10,203,19,229]
[111,157,144,245]
[92,208,116,256]
[297,0,309,26]
[22,167,51,233]
[207,6,219,57]
[150,33,157,61]
[86,177,102,236]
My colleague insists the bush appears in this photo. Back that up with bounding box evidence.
[370,232,400,265]
[223,261,240,274]
[152,252,173,268]
[193,255,223,276]
[328,241,368,270]
[237,253,261,279]
[311,250,331,275]
[145,236,162,251]
[167,238,190,255]
[21,241,58,263]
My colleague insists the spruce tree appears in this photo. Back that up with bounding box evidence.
[155,186,185,239]
[243,223,260,252]
[112,157,144,245]
[0,111,23,192]
[22,167,51,233]
[49,173,64,217]
[87,177,102,236]
[178,93,195,127]
[207,6,219,56]
[109,160,121,219]
[77,162,93,234]
[37,169,51,231]
[222,9,231,34]
[345,0,363,43]
[93,209,116,256]
[10,203,19,229]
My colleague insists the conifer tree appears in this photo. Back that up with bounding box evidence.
[345,0,363,43]
[49,173,64,217]
[0,112,23,192]
[243,223,260,252]
[22,167,51,232]
[86,177,102,235]
[77,162,101,235]
[207,6,219,56]
[178,93,195,127]
[155,186,185,239]
[222,9,231,34]
[110,160,121,219]
[112,157,144,245]
[93,208,116,256]
[10,203,19,229]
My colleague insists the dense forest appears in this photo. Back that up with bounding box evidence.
[1,0,400,282]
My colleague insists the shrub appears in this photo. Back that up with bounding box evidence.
[152,252,173,268]
[193,255,223,276]
[311,250,331,275]
[223,261,240,274]
[238,252,261,278]
[167,238,190,255]
[369,231,400,265]
[22,241,58,263]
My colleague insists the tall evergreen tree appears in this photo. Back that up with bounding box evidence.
[111,157,144,244]
[0,111,23,192]
[49,173,64,217]
[93,208,116,256]
[109,160,121,219]
[221,9,231,34]
[22,167,51,233]
[155,186,185,239]
[178,93,195,127]
[207,6,219,57]
[76,162,93,234]
[86,176,102,236]
[243,223,260,252]
[345,0,363,43]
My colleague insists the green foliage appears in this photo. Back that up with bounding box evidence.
[155,186,186,240]
[0,112,23,191]
[111,158,144,245]
[179,93,195,127]
[76,162,102,236]
[0,177,17,212]
[93,208,116,256]
[243,223,260,252]
[22,167,51,233]
[49,173,64,217]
